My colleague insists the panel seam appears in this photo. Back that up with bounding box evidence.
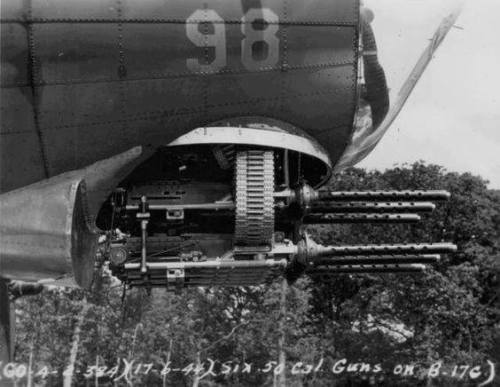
[26,0,50,177]
[2,85,357,134]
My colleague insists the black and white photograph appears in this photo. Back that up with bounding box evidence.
[0,0,498,385]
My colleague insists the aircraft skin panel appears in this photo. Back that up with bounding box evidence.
[123,78,207,119]
[0,132,47,192]
[38,82,124,129]
[0,34,47,194]
[0,23,30,87]
[0,0,359,193]
[285,25,355,66]
[117,0,358,24]
[34,23,122,84]
[32,0,118,20]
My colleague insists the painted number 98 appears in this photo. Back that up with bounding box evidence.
[186,8,280,72]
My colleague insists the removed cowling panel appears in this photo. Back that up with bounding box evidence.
[0,147,146,288]
[0,177,96,288]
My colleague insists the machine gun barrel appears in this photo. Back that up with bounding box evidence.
[311,242,457,257]
[316,190,451,202]
[314,254,440,266]
[302,213,421,224]
[308,264,428,275]
[289,235,457,279]
[309,201,436,213]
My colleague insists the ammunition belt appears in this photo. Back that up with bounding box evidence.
[234,150,275,246]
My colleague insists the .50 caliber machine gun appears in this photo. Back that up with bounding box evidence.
[107,150,457,290]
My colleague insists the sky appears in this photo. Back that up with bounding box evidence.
[358,0,500,188]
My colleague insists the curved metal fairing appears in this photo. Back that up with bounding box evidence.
[336,4,463,171]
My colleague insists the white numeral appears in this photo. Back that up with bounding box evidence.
[186,8,280,72]
[241,9,280,70]
[186,9,227,72]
